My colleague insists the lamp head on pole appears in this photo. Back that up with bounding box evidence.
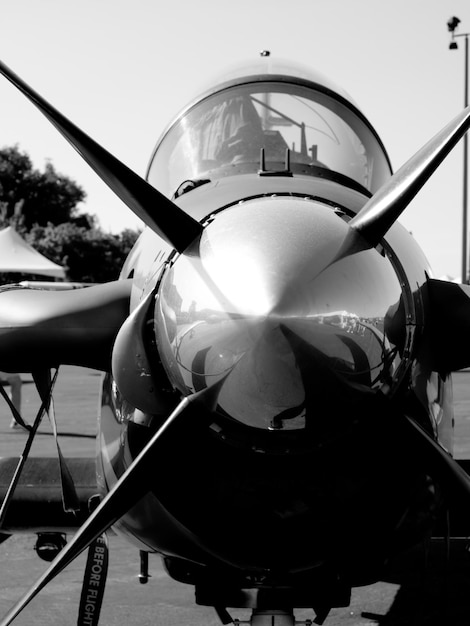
[448,16,461,49]
[448,16,461,33]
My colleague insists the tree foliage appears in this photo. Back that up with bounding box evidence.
[0,145,141,283]
[0,146,86,231]
[27,224,139,283]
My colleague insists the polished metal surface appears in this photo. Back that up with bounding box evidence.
[155,197,409,430]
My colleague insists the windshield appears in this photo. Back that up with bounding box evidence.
[148,80,391,197]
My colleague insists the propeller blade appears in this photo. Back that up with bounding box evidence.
[335,105,470,260]
[0,60,202,253]
[0,384,222,626]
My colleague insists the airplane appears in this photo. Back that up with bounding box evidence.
[0,50,469,626]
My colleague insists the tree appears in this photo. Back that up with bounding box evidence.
[0,145,141,283]
[0,145,87,231]
[27,223,140,283]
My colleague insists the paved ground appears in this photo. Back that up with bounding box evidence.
[0,366,99,459]
[0,367,469,625]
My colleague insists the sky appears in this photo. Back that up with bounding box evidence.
[0,0,468,279]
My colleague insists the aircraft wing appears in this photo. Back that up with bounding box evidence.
[0,280,130,543]
[0,279,132,373]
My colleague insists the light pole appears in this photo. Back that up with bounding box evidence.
[448,16,469,283]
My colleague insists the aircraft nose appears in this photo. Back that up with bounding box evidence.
[155,198,406,431]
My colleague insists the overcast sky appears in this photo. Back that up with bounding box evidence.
[0,0,468,278]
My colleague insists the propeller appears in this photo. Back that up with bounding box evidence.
[2,58,470,624]
[0,60,203,253]
[0,383,223,626]
[323,106,470,502]
[334,104,470,260]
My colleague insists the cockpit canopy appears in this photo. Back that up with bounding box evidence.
[147,64,392,198]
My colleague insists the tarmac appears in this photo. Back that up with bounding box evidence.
[0,367,469,625]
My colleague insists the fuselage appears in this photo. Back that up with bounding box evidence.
[97,60,453,592]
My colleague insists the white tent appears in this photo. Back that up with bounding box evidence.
[0,226,65,278]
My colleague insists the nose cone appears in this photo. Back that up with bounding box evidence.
[155,197,405,430]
